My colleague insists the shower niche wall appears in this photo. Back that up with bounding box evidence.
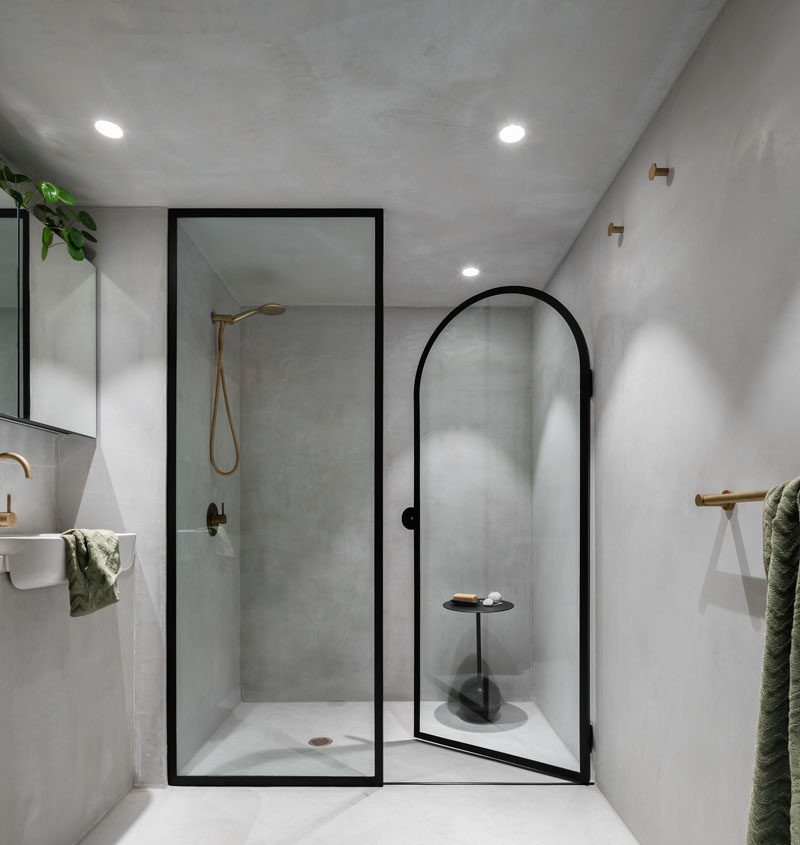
[410,288,591,783]
[168,210,383,785]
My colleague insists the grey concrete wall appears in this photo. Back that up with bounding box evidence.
[383,307,447,700]
[543,0,800,840]
[0,306,18,416]
[530,300,582,763]
[173,228,242,769]
[417,306,534,703]
[240,306,375,701]
[0,423,134,845]
[0,207,167,844]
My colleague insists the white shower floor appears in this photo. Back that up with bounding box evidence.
[181,699,580,782]
[81,784,638,845]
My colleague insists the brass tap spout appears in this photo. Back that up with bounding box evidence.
[0,452,33,479]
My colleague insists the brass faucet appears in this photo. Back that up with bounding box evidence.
[0,452,33,528]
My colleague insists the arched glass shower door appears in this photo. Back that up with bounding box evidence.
[411,287,591,783]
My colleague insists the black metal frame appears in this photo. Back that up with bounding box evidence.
[0,208,29,426]
[167,208,384,787]
[411,285,592,784]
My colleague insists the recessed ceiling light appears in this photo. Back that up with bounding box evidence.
[461,266,480,277]
[94,119,124,139]
[498,124,525,144]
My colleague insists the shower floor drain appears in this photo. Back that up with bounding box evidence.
[308,736,333,747]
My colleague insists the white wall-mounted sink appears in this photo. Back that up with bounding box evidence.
[0,533,135,590]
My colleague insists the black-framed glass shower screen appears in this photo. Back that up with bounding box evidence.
[167,209,383,785]
[412,287,591,784]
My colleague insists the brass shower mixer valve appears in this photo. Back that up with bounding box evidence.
[0,494,18,528]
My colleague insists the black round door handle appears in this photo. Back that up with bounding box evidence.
[401,507,416,530]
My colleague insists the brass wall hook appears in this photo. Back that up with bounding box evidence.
[648,163,670,180]
[607,223,624,237]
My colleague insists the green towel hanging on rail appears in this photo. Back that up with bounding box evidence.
[62,529,121,617]
[748,477,800,843]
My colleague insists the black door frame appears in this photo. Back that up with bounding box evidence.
[167,208,384,786]
[411,285,592,784]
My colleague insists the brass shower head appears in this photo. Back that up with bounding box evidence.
[252,303,286,317]
[211,303,287,325]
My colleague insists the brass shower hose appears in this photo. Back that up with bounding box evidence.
[210,322,240,476]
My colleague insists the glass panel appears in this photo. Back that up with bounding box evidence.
[173,214,377,780]
[418,293,582,774]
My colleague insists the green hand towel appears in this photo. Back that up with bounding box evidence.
[62,529,121,618]
[748,477,800,843]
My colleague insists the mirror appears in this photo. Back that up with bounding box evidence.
[0,203,97,438]
[0,210,21,418]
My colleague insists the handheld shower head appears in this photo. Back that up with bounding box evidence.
[211,303,286,325]
[209,300,286,475]
[254,303,286,316]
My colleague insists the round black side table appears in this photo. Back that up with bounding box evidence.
[443,599,514,722]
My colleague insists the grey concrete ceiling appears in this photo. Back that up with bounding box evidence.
[0,0,725,306]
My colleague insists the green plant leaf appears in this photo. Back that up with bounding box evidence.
[33,204,57,226]
[22,191,34,204]
[66,240,84,261]
[41,241,49,261]
[7,188,23,206]
[56,186,75,205]
[38,181,59,203]
[67,227,84,248]
[80,230,97,243]
[1,166,30,184]
[77,210,97,230]
[42,227,54,247]
[55,205,72,221]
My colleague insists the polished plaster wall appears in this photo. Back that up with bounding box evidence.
[385,305,582,708]
[174,228,242,768]
[238,304,551,707]
[0,207,166,845]
[0,306,17,415]
[543,0,800,840]
[417,306,535,703]
[239,306,376,702]
[530,300,582,764]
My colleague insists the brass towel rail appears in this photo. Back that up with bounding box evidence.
[695,489,769,511]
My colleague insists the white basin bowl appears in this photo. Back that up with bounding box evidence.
[0,532,135,590]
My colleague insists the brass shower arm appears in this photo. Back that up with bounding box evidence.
[231,307,263,323]
[211,304,286,326]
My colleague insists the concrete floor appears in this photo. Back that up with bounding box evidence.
[179,700,577,781]
[79,784,638,844]
[84,698,637,844]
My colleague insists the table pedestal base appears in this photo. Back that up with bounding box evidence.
[457,674,502,722]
